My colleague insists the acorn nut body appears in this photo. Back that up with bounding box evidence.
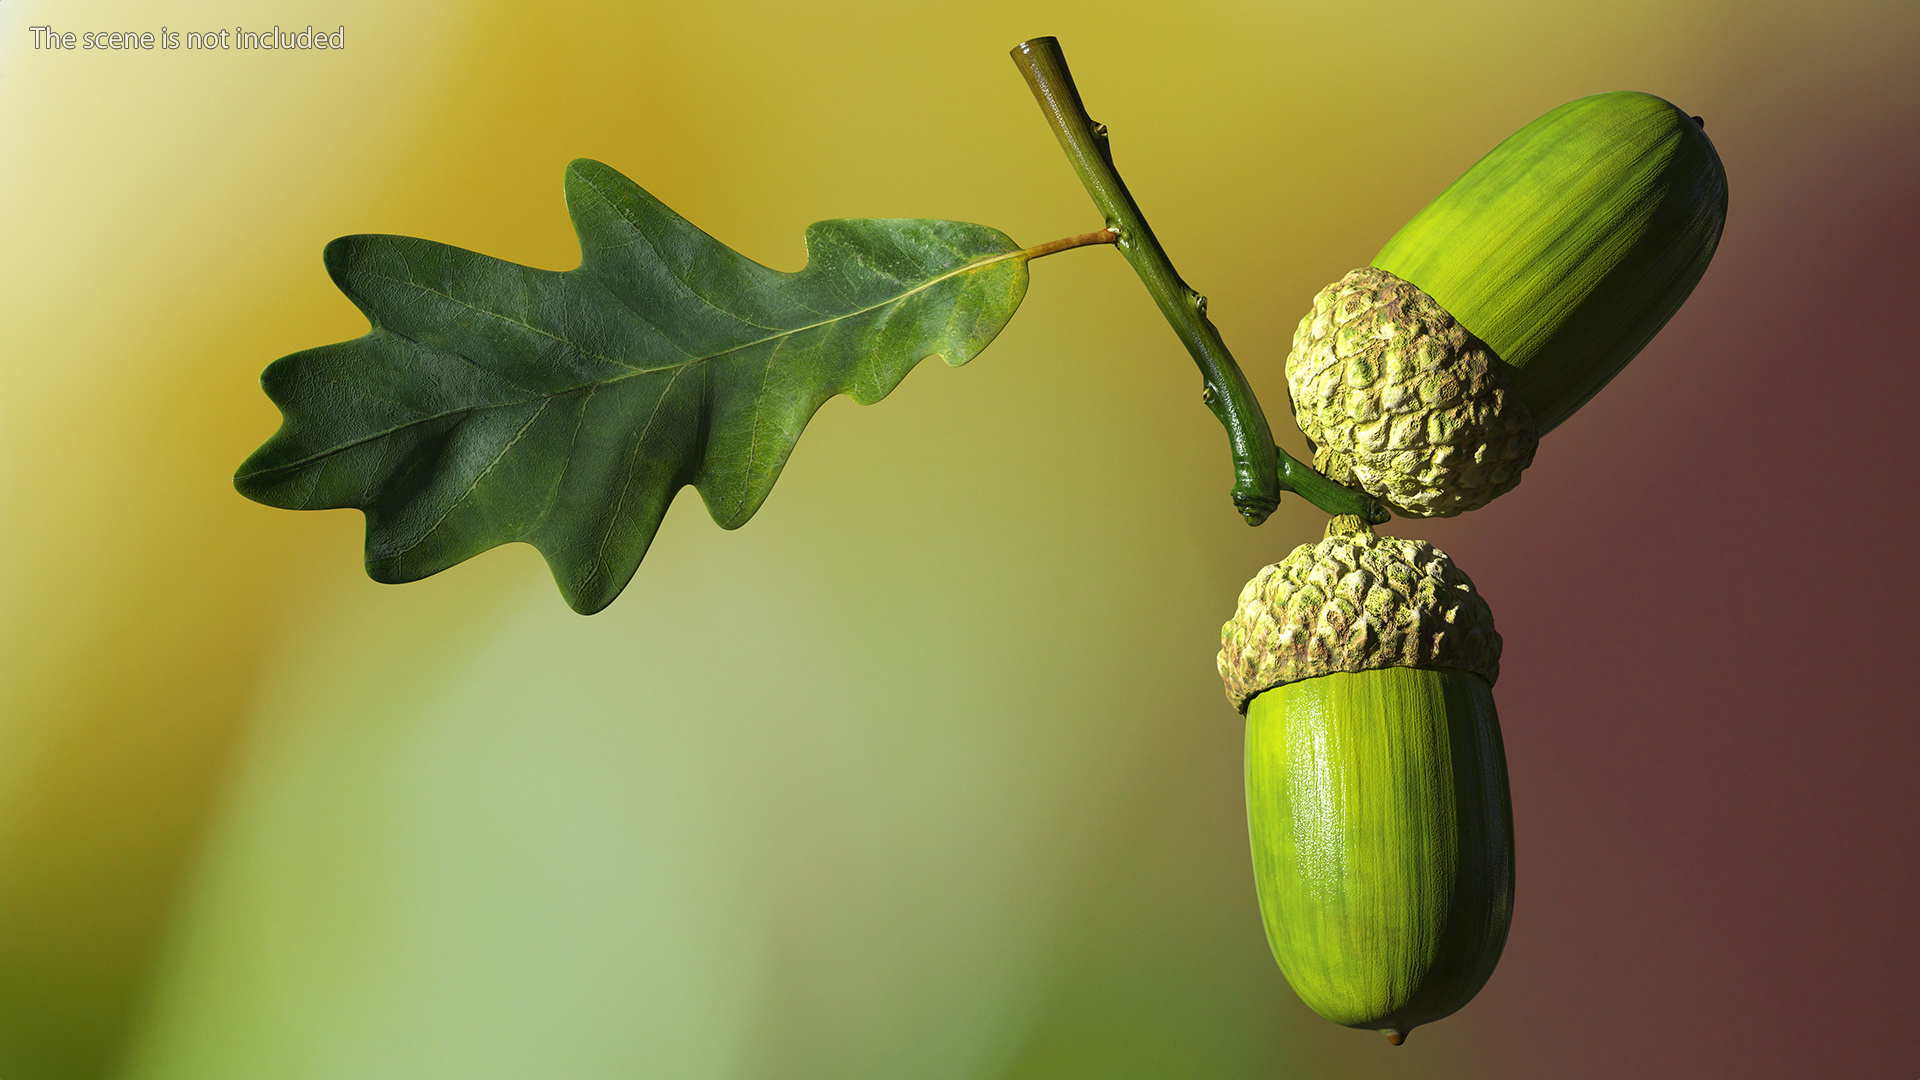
[1287,91,1728,517]
[1221,521,1512,1043]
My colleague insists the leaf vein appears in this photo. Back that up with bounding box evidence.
[399,398,553,558]
[243,250,1025,482]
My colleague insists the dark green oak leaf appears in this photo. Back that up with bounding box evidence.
[236,159,1032,614]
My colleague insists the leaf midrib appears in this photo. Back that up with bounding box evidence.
[239,245,1027,482]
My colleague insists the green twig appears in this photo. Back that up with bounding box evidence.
[1010,36,1387,527]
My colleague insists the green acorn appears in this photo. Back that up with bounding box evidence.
[1219,517,1512,1044]
[1287,91,1727,516]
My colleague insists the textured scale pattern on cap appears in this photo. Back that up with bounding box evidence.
[1218,521,1501,713]
[1286,267,1538,517]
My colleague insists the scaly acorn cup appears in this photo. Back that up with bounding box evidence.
[1219,517,1513,1044]
[1287,90,1727,516]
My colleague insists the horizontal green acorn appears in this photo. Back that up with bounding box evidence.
[1220,518,1513,1044]
[1287,91,1728,517]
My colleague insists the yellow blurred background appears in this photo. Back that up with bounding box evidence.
[3,1,1916,1077]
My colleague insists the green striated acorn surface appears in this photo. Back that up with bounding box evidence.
[1284,90,1726,517]
[1245,667,1513,1045]
[1375,91,1727,433]
[1221,519,1512,1044]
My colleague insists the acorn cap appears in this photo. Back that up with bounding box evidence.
[1286,268,1538,518]
[1218,518,1501,713]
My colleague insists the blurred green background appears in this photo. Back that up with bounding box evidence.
[3,1,1916,1076]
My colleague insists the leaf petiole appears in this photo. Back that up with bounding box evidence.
[1019,227,1120,261]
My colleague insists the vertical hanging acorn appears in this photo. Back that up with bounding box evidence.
[1286,91,1728,517]
[1221,518,1510,1044]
